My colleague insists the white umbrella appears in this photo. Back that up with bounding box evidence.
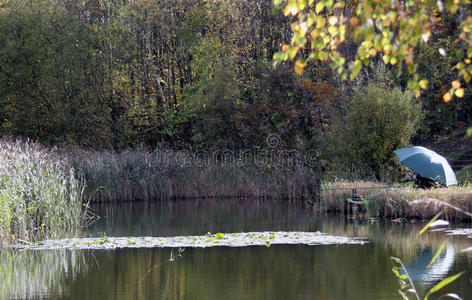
[394,146,457,186]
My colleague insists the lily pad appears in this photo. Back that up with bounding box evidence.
[11,231,367,250]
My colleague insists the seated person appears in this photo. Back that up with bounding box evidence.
[416,174,440,189]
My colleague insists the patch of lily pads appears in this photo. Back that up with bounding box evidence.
[12,231,367,250]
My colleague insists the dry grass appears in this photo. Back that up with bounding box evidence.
[368,185,472,220]
[321,181,387,212]
[321,181,472,220]
[68,148,318,202]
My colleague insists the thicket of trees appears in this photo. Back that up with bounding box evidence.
[0,0,471,179]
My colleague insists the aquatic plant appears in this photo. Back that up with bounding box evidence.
[0,139,84,246]
[11,231,366,250]
[391,209,469,300]
[367,186,472,220]
[321,181,386,212]
[320,181,472,220]
[68,148,318,202]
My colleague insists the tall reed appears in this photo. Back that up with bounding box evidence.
[0,139,84,246]
[69,148,317,202]
[367,185,472,220]
[321,181,472,220]
[321,181,386,212]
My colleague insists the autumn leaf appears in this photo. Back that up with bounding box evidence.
[443,92,452,103]
[294,59,306,75]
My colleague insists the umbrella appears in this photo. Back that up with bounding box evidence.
[394,146,457,186]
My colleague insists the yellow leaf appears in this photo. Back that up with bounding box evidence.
[287,46,300,59]
[328,16,338,26]
[350,17,359,27]
[310,30,319,39]
[443,92,452,103]
[284,4,298,16]
[382,55,390,64]
[419,80,428,90]
[294,60,307,75]
[455,88,464,98]
[452,80,461,89]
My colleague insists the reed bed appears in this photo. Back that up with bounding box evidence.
[0,138,318,246]
[69,149,317,202]
[321,181,387,212]
[367,185,472,220]
[0,139,84,246]
[321,181,472,220]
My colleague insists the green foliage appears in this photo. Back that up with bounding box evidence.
[0,0,111,147]
[455,164,472,184]
[322,83,422,180]
[273,0,472,100]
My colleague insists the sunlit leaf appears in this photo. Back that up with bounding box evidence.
[419,80,428,90]
[427,241,446,268]
[443,92,452,103]
[419,212,443,235]
[455,88,464,98]
[294,59,306,75]
[439,293,463,299]
[466,127,472,138]
[287,46,300,59]
[425,272,465,300]
[350,60,362,80]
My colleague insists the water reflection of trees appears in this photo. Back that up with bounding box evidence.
[63,246,404,299]
[87,200,315,237]
[0,250,88,299]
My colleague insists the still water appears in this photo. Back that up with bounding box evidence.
[2,199,472,299]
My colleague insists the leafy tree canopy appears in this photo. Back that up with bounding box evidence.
[273,0,472,101]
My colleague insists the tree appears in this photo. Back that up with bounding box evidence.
[273,0,472,101]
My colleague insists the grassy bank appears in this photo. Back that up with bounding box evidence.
[0,139,84,246]
[322,181,472,220]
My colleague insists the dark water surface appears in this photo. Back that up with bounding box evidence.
[2,199,472,299]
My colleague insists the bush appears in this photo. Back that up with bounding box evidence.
[322,83,422,181]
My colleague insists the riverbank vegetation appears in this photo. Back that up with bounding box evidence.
[0,140,83,247]
[70,148,317,202]
[1,0,472,244]
[322,181,472,221]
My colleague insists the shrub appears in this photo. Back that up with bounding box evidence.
[322,83,422,181]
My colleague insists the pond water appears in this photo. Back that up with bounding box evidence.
[2,199,472,299]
